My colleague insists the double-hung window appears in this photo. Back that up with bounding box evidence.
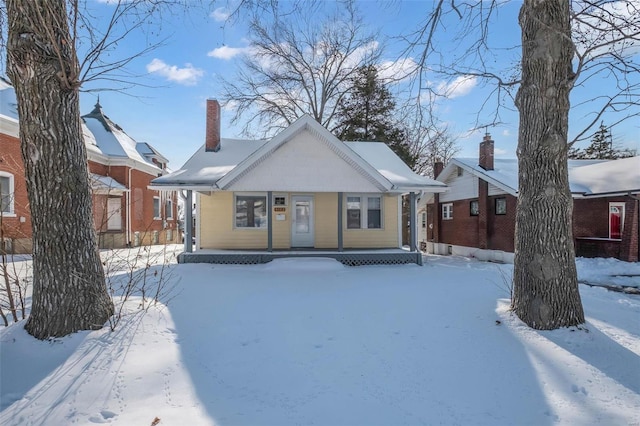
[153,196,161,219]
[0,173,14,216]
[235,194,267,228]
[442,203,453,220]
[346,195,382,229]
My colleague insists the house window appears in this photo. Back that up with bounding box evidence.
[165,199,173,219]
[107,197,122,230]
[470,200,479,216]
[457,167,464,177]
[421,212,427,228]
[609,202,625,240]
[495,198,507,215]
[367,197,381,229]
[346,195,383,229]
[153,196,161,219]
[347,196,361,229]
[273,195,287,206]
[442,203,453,220]
[235,195,267,228]
[0,173,14,215]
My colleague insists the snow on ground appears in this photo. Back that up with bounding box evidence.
[1,250,639,425]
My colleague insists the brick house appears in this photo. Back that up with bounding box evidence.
[421,134,639,263]
[0,79,178,253]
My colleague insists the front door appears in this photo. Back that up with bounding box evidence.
[291,195,314,247]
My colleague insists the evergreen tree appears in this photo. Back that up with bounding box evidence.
[569,122,636,159]
[334,65,417,168]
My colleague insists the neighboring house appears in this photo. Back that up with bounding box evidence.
[150,100,447,265]
[422,134,639,263]
[0,79,178,253]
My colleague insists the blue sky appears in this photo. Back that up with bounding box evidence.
[72,0,639,169]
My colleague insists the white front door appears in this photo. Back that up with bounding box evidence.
[291,195,314,247]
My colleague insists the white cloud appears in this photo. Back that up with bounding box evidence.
[377,58,419,83]
[210,7,230,22]
[207,45,253,60]
[502,129,511,137]
[437,75,478,99]
[495,147,508,155]
[146,59,204,86]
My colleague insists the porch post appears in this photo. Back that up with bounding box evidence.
[184,190,193,253]
[267,191,273,252]
[337,192,343,252]
[410,191,417,252]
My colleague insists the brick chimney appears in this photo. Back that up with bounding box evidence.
[434,160,444,179]
[205,99,221,152]
[479,132,494,171]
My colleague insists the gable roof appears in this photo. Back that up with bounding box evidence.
[151,114,447,194]
[439,156,637,198]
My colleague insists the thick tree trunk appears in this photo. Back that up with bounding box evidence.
[6,0,114,339]
[512,0,585,329]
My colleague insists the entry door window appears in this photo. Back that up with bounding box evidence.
[295,200,310,233]
[609,203,625,239]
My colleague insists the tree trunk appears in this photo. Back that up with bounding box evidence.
[512,0,584,329]
[6,0,114,339]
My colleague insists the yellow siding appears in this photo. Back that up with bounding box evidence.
[199,191,267,249]
[198,191,400,250]
[272,194,290,249]
[314,193,339,248]
[343,194,400,248]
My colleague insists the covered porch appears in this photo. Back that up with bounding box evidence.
[178,190,425,266]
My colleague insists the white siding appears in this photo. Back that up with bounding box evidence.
[488,183,508,196]
[228,129,382,193]
[440,171,478,202]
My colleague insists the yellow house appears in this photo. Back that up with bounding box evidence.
[151,100,447,265]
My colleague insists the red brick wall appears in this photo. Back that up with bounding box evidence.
[0,132,33,244]
[439,199,480,248]
[487,195,517,252]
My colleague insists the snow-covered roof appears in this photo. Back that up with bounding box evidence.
[348,141,446,189]
[90,173,127,194]
[0,79,18,122]
[445,157,636,197]
[1,81,169,176]
[569,156,640,196]
[152,139,267,189]
[152,114,446,193]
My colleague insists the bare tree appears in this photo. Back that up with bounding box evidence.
[5,0,114,338]
[2,0,181,338]
[218,1,382,136]
[512,0,584,329]
[407,0,638,329]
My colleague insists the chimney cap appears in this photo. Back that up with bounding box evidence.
[483,132,493,142]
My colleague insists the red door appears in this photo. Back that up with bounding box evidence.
[609,204,623,239]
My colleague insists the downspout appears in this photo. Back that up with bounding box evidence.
[127,165,132,246]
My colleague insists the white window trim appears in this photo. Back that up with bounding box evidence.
[609,202,625,240]
[345,194,384,230]
[234,192,268,230]
[0,171,16,217]
[153,196,161,220]
[442,203,453,220]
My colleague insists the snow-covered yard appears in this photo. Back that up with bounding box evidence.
[1,250,639,425]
